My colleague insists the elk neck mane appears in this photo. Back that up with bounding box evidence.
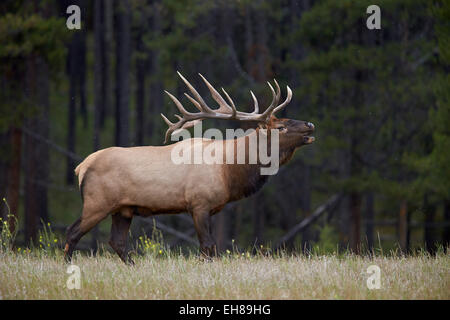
[221,128,298,202]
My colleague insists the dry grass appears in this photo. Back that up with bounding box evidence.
[0,250,448,300]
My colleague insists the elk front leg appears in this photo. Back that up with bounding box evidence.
[109,211,134,265]
[192,210,216,258]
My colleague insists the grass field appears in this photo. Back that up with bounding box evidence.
[0,249,448,300]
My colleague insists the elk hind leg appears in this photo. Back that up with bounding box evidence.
[64,217,82,263]
[64,206,109,263]
[109,208,134,265]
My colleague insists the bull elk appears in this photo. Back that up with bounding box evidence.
[64,72,315,263]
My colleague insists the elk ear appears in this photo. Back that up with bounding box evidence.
[263,114,282,130]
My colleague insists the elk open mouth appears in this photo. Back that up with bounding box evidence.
[303,135,315,144]
[302,127,315,144]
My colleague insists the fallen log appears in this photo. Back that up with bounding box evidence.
[275,193,342,249]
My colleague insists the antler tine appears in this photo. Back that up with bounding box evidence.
[259,81,279,120]
[250,91,259,114]
[164,90,196,118]
[198,73,233,114]
[177,71,214,113]
[274,79,282,102]
[160,113,174,126]
[267,79,282,115]
[221,88,237,117]
[161,113,186,144]
[184,93,203,112]
[273,86,292,114]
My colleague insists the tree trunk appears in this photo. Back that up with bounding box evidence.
[252,1,269,82]
[347,17,366,255]
[115,0,131,147]
[252,195,264,246]
[232,204,243,247]
[244,4,253,75]
[24,55,49,243]
[337,166,351,251]
[135,30,146,146]
[94,0,110,130]
[148,1,163,143]
[424,194,437,254]
[288,0,312,251]
[349,192,361,254]
[93,0,104,150]
[365,192,374,252]
[66,32,78,185]
[77,0,88,128]
[35,58,50,225]
[6,128,22,233]
[444,200,450,252]
[288,0,309,118]
[0,131,9,220]
[24,119,38,243]
[398,201,408,253]
[300,163,313,252]
[103,0,113,128]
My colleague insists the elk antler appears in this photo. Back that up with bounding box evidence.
[161,72,292,143]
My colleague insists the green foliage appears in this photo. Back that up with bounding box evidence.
[135,220,167,257]
[0,8,68,132]
[297,0,439,206]
[35,220,61,255]
[0,199,62,257]
[312,224,339,254]
[0,198,17,252]
[406,0,450,201]
[0,13,67,64]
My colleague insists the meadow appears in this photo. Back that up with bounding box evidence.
[0,248,448,300]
